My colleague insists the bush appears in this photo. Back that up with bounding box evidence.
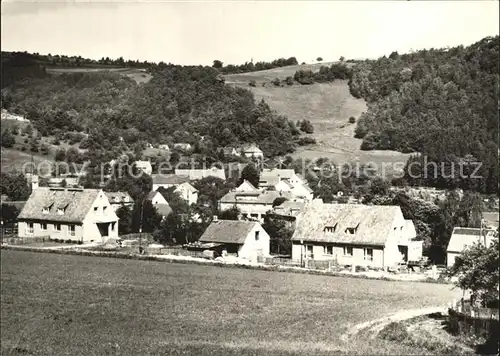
[65,239,72,244]
[285,76,294,85]
[23,138,29,144]
[379,322,411,341]
[299,120,314,134]
[297,137,317,146]
[20,146,27,151]
[249,80,256,87]
[77,241,83,245]
[53,139,60,145]
[271,78,281,87]
[349,116,356,124]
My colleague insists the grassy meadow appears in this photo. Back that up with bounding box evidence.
[1,250,461,356]
[225,64,411,172]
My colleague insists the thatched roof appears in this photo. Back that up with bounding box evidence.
[18,187,102,223]
[152,174,189,185]
[199,220,258,244]
[291,203,405,246]
[447,227,496,253]
[175,168,226,181]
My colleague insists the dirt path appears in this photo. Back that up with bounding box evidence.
[340,306,447,342]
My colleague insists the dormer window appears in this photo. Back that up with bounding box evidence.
[42,203,53,214]
[345,227,356,235]
[57,203,68,215]
[324,223,338,233]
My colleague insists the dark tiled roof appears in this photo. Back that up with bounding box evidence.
[199,220,258,244]
[152,174,190,185]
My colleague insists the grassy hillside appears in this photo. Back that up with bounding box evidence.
[1,148,54,176]
[225,64,411,169]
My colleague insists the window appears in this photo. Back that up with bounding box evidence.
[103,206,108,213]
[255,230,260,241]
[40,223,47,231]
[54,224,61,231]
[343,246,353,256]
[94,207,98,212]
[57,208,64,215]
[345,228,356,235]
[324,223,337,233]
[42,207,49,214]
[69,225,76,236]
[393,227,397,231]
[111,222,116,232]
[400,226,403,231]
[305,245,313,258]
[324,245,333,255]
[364,248,373,261]
[27,223,34,234]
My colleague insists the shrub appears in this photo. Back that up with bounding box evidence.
[53,139,60,145]
[285,76,294,85]
[271,78,281,87]
[20,146,27,151]
[297,137,317,146]
[299,120,314,134]
[77,241,83,245]
[379,322,411,342]
[349,116,356,124]
[23,138,29,144]
[249,80,256,87]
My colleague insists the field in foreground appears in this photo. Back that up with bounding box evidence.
[225,65,411,171]
[1,250,461,356]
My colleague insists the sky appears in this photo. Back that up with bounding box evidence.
[1,0,499,66]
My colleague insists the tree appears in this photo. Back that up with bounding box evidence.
[369,177,390,196]
[447,237,499,307]
[348,116,356,124]
[239,163,260,188]
[339,56,345,62]
[219,206,240,220]
[55,148,66,162]
[212,60,223,69]
[131,199,162,233]
[300,120,314,134]
[262,213,294,255]
[1,129,16,148]
[249,80,256,87]
[116,205,133,235]
[317,57,323,62]
[0,172,30,201]
[1,204,20,227]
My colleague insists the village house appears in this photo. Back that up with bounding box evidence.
[104,191,134,212]
[259,168,305,189]
[235,179,259,192]
[151,174,198,205]
[47,177,80,188]
[198,219,270,262]
[146,190,172,219]
[219,190,292,223]
[17,187,119,243]
[290,202,422,268]
[134,160,152,175]
[173,143,193,152]
[221,146,241,157]
[158,144,170,151]
[175,167,226,181]
[274,179,314,201]
[446,227,496,267]
[241,144,263,159]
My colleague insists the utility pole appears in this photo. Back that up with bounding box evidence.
[139,198,145,254]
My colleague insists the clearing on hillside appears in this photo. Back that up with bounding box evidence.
[225,64,411,173]
[46,67,152,84]
[1,250,461,356]
[1,148,54,176]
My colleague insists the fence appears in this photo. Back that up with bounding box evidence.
[447,299,499,348]
[1,235,50,245]
[257,256,336,270]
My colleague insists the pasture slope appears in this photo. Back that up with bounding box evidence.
[225,64,411,172]
[46,66,152,84]
[1,250,461,356]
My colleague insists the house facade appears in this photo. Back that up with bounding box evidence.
[290,202,421,268]
[235,179,259,192]
[151,174,198,205]
[134,160,152,175]
[259,169,305,190]
[198,220,270,262]
[105,192,134,212]
[219,190,292,222]
[173,143,193,152]
[241,144,263,159]
[446,227,496,267]
[146,191,172,219]
[17,187,119,243]
[158,144,170,151]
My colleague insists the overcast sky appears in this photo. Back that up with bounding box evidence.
[1,1,499,65]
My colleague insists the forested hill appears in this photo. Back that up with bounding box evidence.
[1,64,300,157]
[349,36,499,194]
